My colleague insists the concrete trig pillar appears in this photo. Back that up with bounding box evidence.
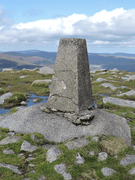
[46,38,94,113]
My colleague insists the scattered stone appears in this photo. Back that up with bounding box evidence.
[7,132,15,136]
[22,178,29,180]
[21,140,37,152]
[75,153,85,165]
[31,134,41,143]
[31,79,52,86]
[54,163,72,180]
[28,164,36,168]
[110,68,119,71]
[20,76,28,79]
[31,170,36,173]
[46,147,61,163]
[100,83,119,90]
[120,154,135,166]
[91,136,99,142]
[128,168,135,175]
[32,98,38,103]
[125,75,135,81]
[29,154,32,156]
[25,157,36,161]
[98,152,108,161]
[65,138,89,149]
[0,136,21,145]
[46,38,94,113]
[38,66,54,74]
[0,163,22,174]
[0,135,1,137]
[0,92,13,104]
[17,153,24,157]
[2,68,13,71]
[38,175,46,180]
[89,151,95,157]
[117,89,135,96]
[90,70,97,73]
[95,78,107,82]
[103,97,135,108]
[101,167,116,177]
[21,101,27,106]
[3,149,14,154]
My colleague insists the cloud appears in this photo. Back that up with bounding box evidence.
[1,7,135,51]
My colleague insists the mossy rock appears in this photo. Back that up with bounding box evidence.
[100,136,128,155]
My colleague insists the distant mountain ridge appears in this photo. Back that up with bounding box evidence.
[1,50,135,72]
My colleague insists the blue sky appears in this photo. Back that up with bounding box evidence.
[0,0,135,53]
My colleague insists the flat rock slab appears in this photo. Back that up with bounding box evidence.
[117,89,135,96]
[120,154,135,166]
[46,147,61,163]
[65,138,89,149]
[0,103,131,146]
[0,136,21,145]
[0,163,22,174]
[95,78,107,82]
[0,92,13,104]
[126,75,135,81]
[103,97,135,109]
[21,140,37,152]
[100,83,119,90]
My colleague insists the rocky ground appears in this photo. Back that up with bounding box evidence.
[1,68,135,179]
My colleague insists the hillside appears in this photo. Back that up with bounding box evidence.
[1,50,135,72]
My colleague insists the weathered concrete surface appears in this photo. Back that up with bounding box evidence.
[46,38,93,113]
[0,103,131,146]
[103,97,135,108]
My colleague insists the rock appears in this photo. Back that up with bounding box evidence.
[98,152,108,161]
[28,164,36,167]
[31,134,41,143]
[42,144,56,149]
[128,168,135,175]
[125,75,135,81]
[90,70,97,73]
[20,101,27,106]
[75,153,85,165]
[95,78,107,82]
[20,76,28,79]
[7,132,15,136]
[0,163,22,174]
[46,147,61,163]
[0,136,21,145]
[32,79,52,86]
[65,138,89,149]
[3,149,14,154]
[120,154,135,166]
[117,89,135,96]
[38,66,54,74]
[101,167,116,177]
[2,68,13,71]
[103,97,135,109]
[38,175,46,180]
[20,140,37,152]
[110,68,119,71]
[25,157,36,161]
[46,38,94,113]
[54,163,72,180]
[17,153,24,157]
[100,83,119,90]
[33,98,38,103]
[0,104,131,147]
[89,151,95,157]
[0,92,13,104]
[91,136,99,142]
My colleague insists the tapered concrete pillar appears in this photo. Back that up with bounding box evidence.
[46,38,93,113]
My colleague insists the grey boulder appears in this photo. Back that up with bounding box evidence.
[21,140,37,152]
[0,92,13,104]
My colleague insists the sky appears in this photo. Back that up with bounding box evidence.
[0,0,135,53]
